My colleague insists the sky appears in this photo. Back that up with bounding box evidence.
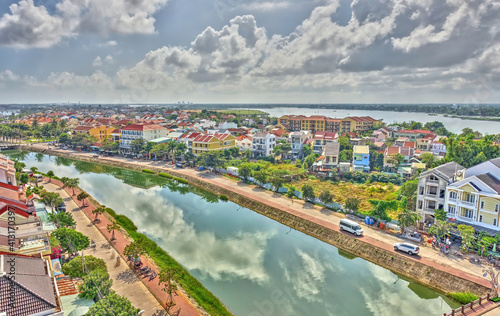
[0,0,499,104]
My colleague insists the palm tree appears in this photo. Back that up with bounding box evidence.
[77,192,89,207]
[30,167,39,187]
[107,220,120,241]
[397,201,420,234]
[159,267,184,309]
[92,205,106,222]
[166,142,176,159]
[67,178,79,196]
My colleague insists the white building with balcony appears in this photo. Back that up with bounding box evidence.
[289,131,312,159]
[119,124,168,149]
[252,132,276,158]
[416,162,465,225]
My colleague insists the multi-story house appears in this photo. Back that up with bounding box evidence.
[443,158,500,230]
[192,133,236,155]
[392,130,436,141]
[252,132,276,158]
[236,135,253,152]
[352,145,370,172]
[416,162,464,224]
[279,115,380,133]
[312,131,338,154]
[119,124,168,149]
[0,154,16,186]
[289,131,312,159]
[431,136,447,156]
[321,142,340,170]
[416,137,433,152]
[72,125,116,141]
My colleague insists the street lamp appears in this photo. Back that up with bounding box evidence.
[483,267,500,297]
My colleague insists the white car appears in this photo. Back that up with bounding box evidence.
[393,242,420,255]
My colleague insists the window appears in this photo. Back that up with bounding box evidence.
[464,209,474,219]
[448,206,456,214]
[419,186,424,195]
[481,201,485,209]
[418,201,423,209]
[449,191,457,200]
[495,219,497,226]
[479,215,483,222]
[496,204,499,213]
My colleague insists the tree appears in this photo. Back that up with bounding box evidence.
[77,192,89,207]
[254,170,268,185]
[107,220,120,241]
[434,208,447,221]
[398,179,418,212]
[40,190,63,211]
[238,163,252,181]
[420,153,437,169]
[19,173,29,186]
[92,205,106,222]
[85,292,140,316]
[319,190,334,205]
[123,240,146,260]
[286,186,296,199]
[428,220,454,239]
[397,206,420,233]
[269,170,288,191]
[46,170,55,182]
[391,153,405,168]
[60,177,70,188]
[457,225,475,252]
[13,160,26,173]
[302,144,313,157]
[479,236,496,257]
[159,267,184,308]
[52,228,90,254]
[130,138,145,154]
[66,178,79,195]
[49,212,76,228]
[62,255,107,278]
[59,133,70,144]
[338,136,352,151]
[301,184,315,201]
[345,197,361,212]
[79,270,113,301]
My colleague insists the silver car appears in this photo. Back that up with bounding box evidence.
[393,242,420,255]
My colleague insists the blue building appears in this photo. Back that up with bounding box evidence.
[352,145,370,172]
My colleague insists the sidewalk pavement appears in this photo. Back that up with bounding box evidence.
[44,179,202,316]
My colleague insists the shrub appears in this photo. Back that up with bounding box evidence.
[219,195,229,201]
[491,296,500,302]
[115,215,137,232]
[449,291,478,304]
[175,177,188,184]
[62,255,107,278]
[106,207,116,217]
[159,172,173,179]
[142,169,155,174]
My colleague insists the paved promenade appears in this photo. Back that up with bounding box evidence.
[44,179,203,316]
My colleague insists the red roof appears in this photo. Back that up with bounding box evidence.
[193,135,215,143]
[404,142,415,148]
[214,133,231,140]
[120,124,166,132]
[73,126,93,132]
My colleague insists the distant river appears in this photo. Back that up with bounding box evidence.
[7,151,460,316]
[256,107,500,135]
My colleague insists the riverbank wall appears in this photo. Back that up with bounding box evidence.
[21,146,491,296]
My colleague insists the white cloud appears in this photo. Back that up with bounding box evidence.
[0,0,169,48]
[240,1,291,12]
[105,40,117,46]
[104,55,114,64]
[92,56,102,67]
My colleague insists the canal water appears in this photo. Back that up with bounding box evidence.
[257,107,500,135]
[8,151,460,316]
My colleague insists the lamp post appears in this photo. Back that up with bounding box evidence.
[483,267,500,297]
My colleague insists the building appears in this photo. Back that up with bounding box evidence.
[0,154,16,186]
[416,137,433,152]
[278,115,380,133]
[289,131,313,159]
[184,132,203,151]
[0,254,63,315]
[236,135,253,152]
[252,132,276,158]
[431,136,447,156]
[321,142,340,170]
[416,162,465,225]
[192,133,236,155]
[71,125,115,141]
[352,145,370,172]
[312,131,338,155]
[119,124,168,149]
[392,130,436,141]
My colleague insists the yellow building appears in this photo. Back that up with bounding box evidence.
[446,172,500,230]
[192,133,236,155]
[72,125,116,141]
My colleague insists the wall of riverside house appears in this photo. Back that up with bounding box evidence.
[22,145,491,296]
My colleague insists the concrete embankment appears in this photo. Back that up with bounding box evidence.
[21,146,492,296]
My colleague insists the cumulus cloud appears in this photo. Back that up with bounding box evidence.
[0,0,169,48]
[92,56,102,67]
[240,1,291,12]
[3,0,500,103]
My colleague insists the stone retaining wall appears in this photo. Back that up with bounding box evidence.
[22,146,491,296]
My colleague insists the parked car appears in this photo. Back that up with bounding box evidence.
[175,162,186,168]
[92,154,99,158]
[339,219,363,236]
[393,242,419,255]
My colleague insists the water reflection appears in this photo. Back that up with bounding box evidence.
[6,151,460,316]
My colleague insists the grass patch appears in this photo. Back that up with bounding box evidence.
[491,296,500,302]
[115,214,138,232]
[142,169,155,174]
[219,195,229,201]
[159,172,173,179]
[449,291,478,304]
[174,177,188,184]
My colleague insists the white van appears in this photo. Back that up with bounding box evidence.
[33,174,43,182]
[339,219,364,236]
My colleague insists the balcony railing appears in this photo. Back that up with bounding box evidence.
[460,200,476,207]
[458,215,474,222]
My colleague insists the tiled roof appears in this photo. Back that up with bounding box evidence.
[193,135,215,143]
[120,124,166,131]
[476,173,500,194]
[72,126,93,132]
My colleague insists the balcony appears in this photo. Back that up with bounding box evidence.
[460,200,476,207]
[458,216,474,222]
[426,178,439,184]
[424,207,436,213]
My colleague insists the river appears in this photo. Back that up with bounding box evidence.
[7,151,460,316]
[255,107,500,135]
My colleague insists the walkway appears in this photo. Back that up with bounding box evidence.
[44,179,202,316]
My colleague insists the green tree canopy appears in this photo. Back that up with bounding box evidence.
[301,184,315,201]
[49,212,76,228]
[52,228,90,254]
[79,270,113,301]
[319,190,333,205]
[63,255,107,278]
[457,225,475,252]
[345,197,361,212]
[85,292,140,316]
[238,163,252,181]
